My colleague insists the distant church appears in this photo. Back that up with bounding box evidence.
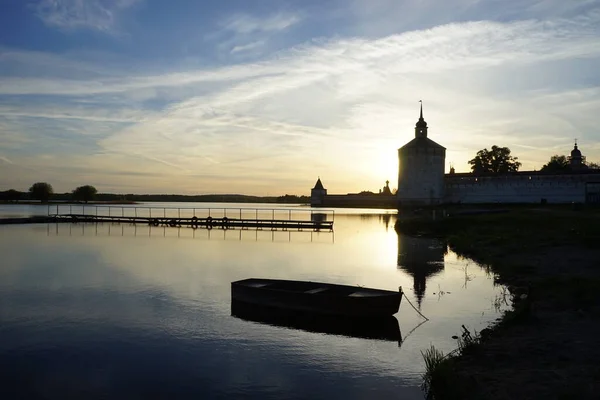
[311,103,600,206]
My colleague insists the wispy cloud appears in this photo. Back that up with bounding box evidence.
[210,11,304,59]
[2,5,600,193]
[221,12,302,34]
[33,0,142,32]
[230,41,265,55]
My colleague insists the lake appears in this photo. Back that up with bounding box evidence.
[0,203,509,399]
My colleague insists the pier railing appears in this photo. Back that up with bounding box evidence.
[48,204,334,220]
[46,222,334,243]
[46,204,335,231]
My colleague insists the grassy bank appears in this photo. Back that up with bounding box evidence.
[396,207,600,399]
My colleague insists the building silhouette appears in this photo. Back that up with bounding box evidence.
[311,103,600,206]
[397,102,446,205]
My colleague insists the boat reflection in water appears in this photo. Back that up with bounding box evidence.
[231,300,402,344]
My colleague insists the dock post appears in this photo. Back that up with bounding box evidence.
[178,208,181,219]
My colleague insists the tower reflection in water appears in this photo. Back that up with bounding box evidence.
[397,234,446,308]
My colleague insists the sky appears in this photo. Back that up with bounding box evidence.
[1,0,600,195]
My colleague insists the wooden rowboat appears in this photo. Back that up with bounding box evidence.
[231,299,402,342]
[231,278,402,317]
[231,300,402,344]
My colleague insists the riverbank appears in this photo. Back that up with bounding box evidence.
[396,207,600,399]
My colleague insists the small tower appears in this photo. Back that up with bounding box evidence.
[310,178,327,206]
[382,180,392,195]
[397,101,446,205]
[568,140,586,170]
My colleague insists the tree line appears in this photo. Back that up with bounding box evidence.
[0,183,97,203]
[0,183,310,204]
[467,145,599,174]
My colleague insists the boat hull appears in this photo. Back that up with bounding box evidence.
[231,300,402,342]
[231,278,402,317]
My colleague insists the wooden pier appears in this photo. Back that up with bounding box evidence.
[46,205,334,232]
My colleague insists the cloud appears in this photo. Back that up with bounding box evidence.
[33,0,142,32]
[2,6,600,193]
[220,13,302,35]
[230,41,266,55]
[209,11,304,59]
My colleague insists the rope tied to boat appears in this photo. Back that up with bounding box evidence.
[400,286,429,321]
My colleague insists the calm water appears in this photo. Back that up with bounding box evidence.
[0,203,509,399]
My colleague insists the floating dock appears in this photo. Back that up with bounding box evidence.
[35,205,335,231]
[51,214,333,231]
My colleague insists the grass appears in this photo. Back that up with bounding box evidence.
[421,326,484,400]
[421,346,458,400]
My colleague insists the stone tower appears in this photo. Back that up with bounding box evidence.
[397,102,446,205]
[310,178,327,206]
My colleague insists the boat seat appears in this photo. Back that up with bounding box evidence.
[305,287,328,294]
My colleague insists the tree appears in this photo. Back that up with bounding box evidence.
[540,155,571,173]
[587,162,600,169]
[3,189,21,203]
[29,182,53,203]
[468,145,522,174]
[72,185,98,203]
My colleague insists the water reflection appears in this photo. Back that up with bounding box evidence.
[231,300,402,344]
[45,222,335,243]
[0,211,508,400]
[397,235,446,308]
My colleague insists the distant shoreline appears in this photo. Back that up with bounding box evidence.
[0,193,310,205]
[0,200,138,205]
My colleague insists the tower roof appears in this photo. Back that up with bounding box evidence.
[400,136,445,150]
[312,178,325,190]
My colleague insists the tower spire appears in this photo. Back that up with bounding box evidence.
[415,100,428,138]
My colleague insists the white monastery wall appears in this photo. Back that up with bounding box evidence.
[444,174,599,204]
